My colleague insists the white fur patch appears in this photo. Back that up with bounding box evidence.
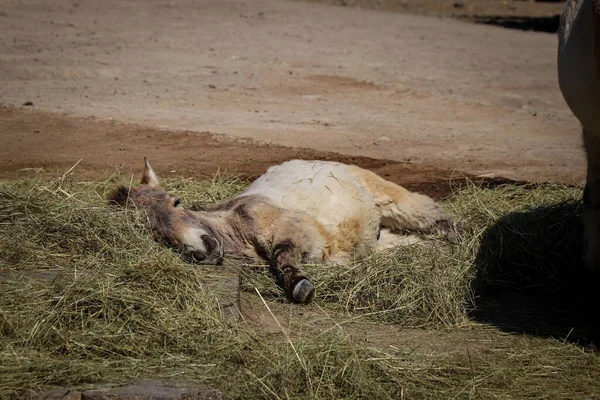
[244,160,378,234]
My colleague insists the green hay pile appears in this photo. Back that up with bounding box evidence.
[1,172,599,399]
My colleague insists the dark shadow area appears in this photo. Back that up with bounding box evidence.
[474,15,561,33]
[471,200,600,349]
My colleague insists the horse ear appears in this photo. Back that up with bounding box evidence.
[141,157,160,187]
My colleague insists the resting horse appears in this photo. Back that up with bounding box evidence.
[109,159,453,303]
[558,0,600,268]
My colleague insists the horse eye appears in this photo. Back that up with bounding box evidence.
[173,198,181,208]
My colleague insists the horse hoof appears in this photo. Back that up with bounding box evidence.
[292,279,315,304]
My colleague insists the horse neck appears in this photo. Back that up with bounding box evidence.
[189,208,253,256]
[189,209,234,236]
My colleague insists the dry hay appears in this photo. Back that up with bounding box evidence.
[1,170,599,399]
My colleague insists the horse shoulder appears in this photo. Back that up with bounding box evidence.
[227,196,329,263]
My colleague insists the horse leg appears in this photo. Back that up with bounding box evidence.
[270,241,315,303]
[583,127,600,269]
[344,165,453,236]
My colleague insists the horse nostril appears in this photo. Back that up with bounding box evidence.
[185,236,222,265]
[189,248,223,265]
[202,235,219,253]
[190,250,207,263]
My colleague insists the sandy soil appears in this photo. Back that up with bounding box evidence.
[0,0,586,185]
[0,106,483,199]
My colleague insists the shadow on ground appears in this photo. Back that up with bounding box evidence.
[474,15,561,33]
[471,200,600,349]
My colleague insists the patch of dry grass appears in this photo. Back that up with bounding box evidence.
[1,172,599,399]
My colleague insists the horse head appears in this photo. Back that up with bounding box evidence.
[108,158,223,265]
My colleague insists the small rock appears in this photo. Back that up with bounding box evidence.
[22,388,81,400]
[22,101,34,106]
[81,380,230,400]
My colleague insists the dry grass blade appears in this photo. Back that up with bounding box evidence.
[1,173,599,399]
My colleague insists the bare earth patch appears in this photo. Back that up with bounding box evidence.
[0,106,475,200]
[0,0,587,183]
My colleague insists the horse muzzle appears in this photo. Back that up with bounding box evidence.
[185,235,224,265]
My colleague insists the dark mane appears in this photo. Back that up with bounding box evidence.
[107,185,135,207]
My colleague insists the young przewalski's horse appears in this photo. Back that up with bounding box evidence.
[109,159,453,303]
[558,0,600,268]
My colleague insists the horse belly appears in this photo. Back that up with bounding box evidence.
[558,0,600,131]
[242,160,380,252]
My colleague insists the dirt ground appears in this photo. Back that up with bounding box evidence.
[0,0,586,186]
[0,106,494,199]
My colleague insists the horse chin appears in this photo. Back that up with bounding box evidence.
[179,228,224,265]
[186,249,224,266]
